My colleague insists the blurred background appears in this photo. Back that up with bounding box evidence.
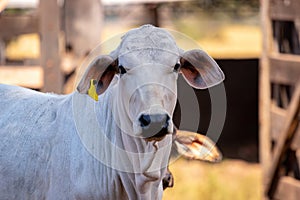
[0,0,299,200]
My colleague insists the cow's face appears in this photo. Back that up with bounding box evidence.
[116,28,180,140]
[120,62,178,141]
[77,25,224,141]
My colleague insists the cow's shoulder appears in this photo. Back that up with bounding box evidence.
[0,84,72,135]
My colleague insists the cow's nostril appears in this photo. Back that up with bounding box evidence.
[139,114,151,127]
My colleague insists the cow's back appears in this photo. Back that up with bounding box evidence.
[0,84,74,199]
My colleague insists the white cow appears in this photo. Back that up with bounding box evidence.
[0,25,224,200]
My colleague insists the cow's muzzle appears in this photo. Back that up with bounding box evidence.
[139,114,171,141]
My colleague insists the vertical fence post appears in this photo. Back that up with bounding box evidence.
[39,0,63,93]
[259,0,272,199]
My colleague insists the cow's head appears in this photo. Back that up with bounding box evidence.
[77,25,224,141]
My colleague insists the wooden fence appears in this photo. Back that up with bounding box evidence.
[260,0,300,199]
[0,0,102,93]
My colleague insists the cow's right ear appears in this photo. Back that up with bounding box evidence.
[77,55,118,96]
[180,49,224,89]
[174,130,222,163]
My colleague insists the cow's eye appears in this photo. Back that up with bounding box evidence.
[119,65,127,74]
[174,63,181,72]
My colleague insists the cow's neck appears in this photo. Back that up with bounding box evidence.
[96,86,172,199]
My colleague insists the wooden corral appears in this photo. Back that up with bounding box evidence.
[0,0,102,93]
[260,0,300,199]
[0,0,188,93]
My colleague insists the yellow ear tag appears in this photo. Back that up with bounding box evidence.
[88,79,98,101]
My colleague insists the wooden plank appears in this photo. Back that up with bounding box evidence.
[0,39,5,65]
[260,0,273,195]
[267,81,300,198]
[39,0,63,93]
[269,53,300,85]
[0,65,43,88]
[270,0,300,21]
[144,3,159,26]
[0,15,38,39]
[296,150,300,173]
[291,124,300,150]
[271,103,287,141]
[64,0,102,57]
[275,176,300,200]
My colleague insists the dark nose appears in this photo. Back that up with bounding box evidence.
[139,114,170,139]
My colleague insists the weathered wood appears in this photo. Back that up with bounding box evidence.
[280,85,289,109]
[0,65,43,88]
[270,0,300,21]
[261,0,300,199]
[0,15,38,39]
[39,0,63,93]
[275,176,300,200]
[64,0,102,57]
[269,54,300,85]
[0,39,5,65]
[291,124,300,150]
[296,150,300,173]
[271,103,287,141]
[260,0,273,194]
[272,84,280,106]
[144,3,159,27]
[267,81,300,198]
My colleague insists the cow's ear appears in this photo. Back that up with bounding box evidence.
[180,49,225,89]
[174,130,222,163]
[77,55,118,96]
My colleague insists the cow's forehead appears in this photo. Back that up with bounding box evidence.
[120,25,178,52]
[114,25,180,67]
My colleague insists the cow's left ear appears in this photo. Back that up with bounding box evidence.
[180,49,225,89]
[174,130,222,163]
